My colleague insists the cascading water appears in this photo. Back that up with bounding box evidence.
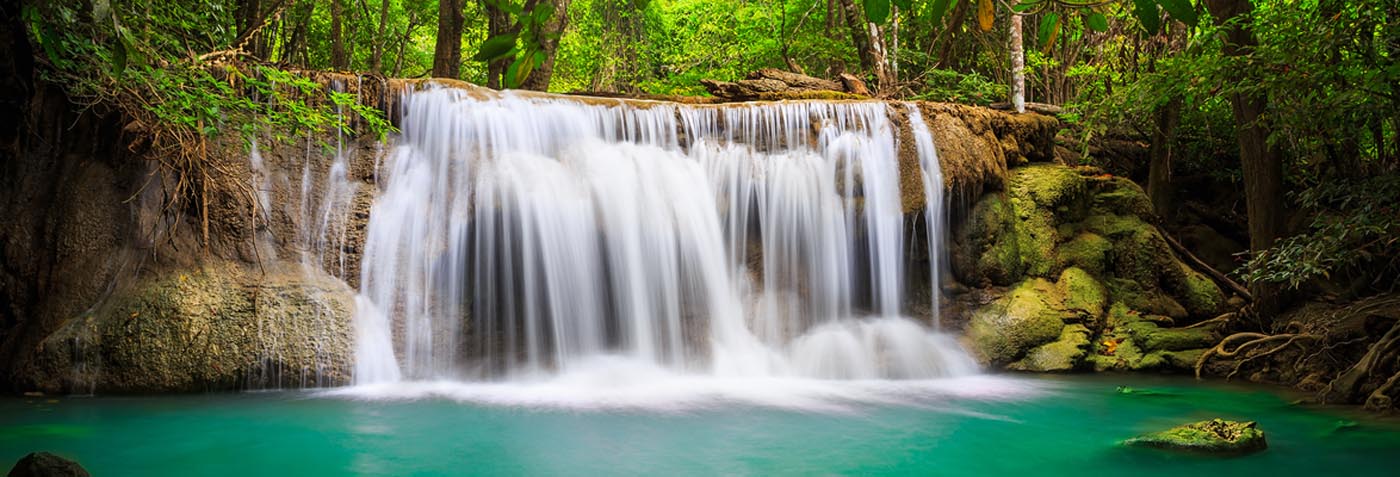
[352,85,977,386]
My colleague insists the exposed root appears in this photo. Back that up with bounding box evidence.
[1195,332,1319,379]
[1365,366,1400,411]
[1185,312,1235,329]
[1326,319,1400,403]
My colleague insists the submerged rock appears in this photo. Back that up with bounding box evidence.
[7,452,90,477]
[1123,419,1268,455]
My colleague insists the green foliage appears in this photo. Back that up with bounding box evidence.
[1245,176,1400,292]
[912,69,1006,105]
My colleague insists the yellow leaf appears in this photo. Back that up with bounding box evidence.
[180,274,188,282]
[1041,17,1062,54]
[977,0,995,32]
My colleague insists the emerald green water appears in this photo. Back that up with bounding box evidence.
[3,375,1398,476]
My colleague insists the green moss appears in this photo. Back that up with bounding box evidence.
[1105,278,1188,319]
[966,279,1067,366]
[1166,262,1227,318]
[1161,348,1209,369]
[1007,164,1088,209]
[1056,232,1112,276]
[1081,213,1149,238]
[960,193,1026,285]
[1057,267,1107,321]
[1009,198,1060,278]
[1008,324,1091,372]
[1123,419,1268,455]
[1091,177,1156,219]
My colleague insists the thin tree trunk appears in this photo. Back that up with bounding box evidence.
[432,0,465,78]
[1009,14,1025,113]
[838,0,873,71]
[331,0,348,69]
[1148,96,1184,218]
[371,0,391,73]
[519,0,573,91]
[485,0,510,88]
[1205,0,1286,316]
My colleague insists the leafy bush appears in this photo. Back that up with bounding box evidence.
[912,69,1007,105]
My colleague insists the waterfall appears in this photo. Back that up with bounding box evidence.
[353,85,976,384]
[907,105,946,330]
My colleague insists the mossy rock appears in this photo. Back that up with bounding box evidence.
[1091,176,1156,220]
[966,279,1067,366]
[1008,198,1060,278]
[1007,164,1088,210]
[1123,419,1268,455]
[1056,232,1111,276]
[955,193,1026,285]
[1057,267,1107,322]
[1112,225,1178,286]
[1161,348,1209,370]
[1081,213,1151,238]
[1008,324,1091,372]
[1105,278,1188,319]
[1164,262,1227,318]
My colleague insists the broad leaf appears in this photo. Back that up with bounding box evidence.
[866,0,891,25]
[893,0,913,11]
[1133,0,1161,34]
[1038,12,1060,50]
[977,0,995,32]
[1086,12,1108,32]
[473,33,519,62]
[1158,0,1198,27]
[930,0,954,25]
[1012,0,1041,14]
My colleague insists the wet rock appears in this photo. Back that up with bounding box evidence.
[1123,419,1268,455]
[966,279,1066,366]
[1008,324,1091,372]
[7,452,90,477]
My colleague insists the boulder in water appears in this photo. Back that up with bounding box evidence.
[1123,419,1268,455]
[7,452,90,477]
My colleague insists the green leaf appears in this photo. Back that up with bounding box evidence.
[893,0,913,11]
[1157,0,1198,27]
[1038,12,1060,50]
[1132,0,1161,34]
[531,2,555,24]
[930,0,954,25]
[473,33,519,62]
[1012,0,1041,13]
[865,0,891,24]
[110,35,128,77]
[1085,12,1108,32]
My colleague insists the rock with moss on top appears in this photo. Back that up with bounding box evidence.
[1123,419,1268,455]
[965,279,1067,366]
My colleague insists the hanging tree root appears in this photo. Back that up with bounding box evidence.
[1325,317,1400,404]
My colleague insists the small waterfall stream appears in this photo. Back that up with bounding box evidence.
[353,85,976,384]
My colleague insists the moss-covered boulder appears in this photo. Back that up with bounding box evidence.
[1056,232,1112,276]
[15,262,355,393]
[1091,176,1156,220]
[1165,262,1227,319]
[1123,419,1268,455]
[953,194,1025,285]
[965,279,1067,366]
[1105,278,1188,319]
[1008,324,1091,372]
[1058,267,1107,322]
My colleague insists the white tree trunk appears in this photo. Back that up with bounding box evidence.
[1009,14,1026,113]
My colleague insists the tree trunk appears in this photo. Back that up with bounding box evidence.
[519,0,573,91]
[485,0,510,88]
[1205,0,1285,316]
[1009,15,1025,113]
[330,0,348,69]
[1148,96,1184,218]
[371,0,392,73]
[432,0,465,78]
[838,0,873,70]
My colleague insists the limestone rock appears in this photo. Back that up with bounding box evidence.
[14,262,356,393]
[1123,419,1268,455]
[7,452,90,477]
[966,279,1066,366]
[1009,324,1091,372]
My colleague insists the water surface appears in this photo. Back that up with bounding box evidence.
[3,375,1397,476]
